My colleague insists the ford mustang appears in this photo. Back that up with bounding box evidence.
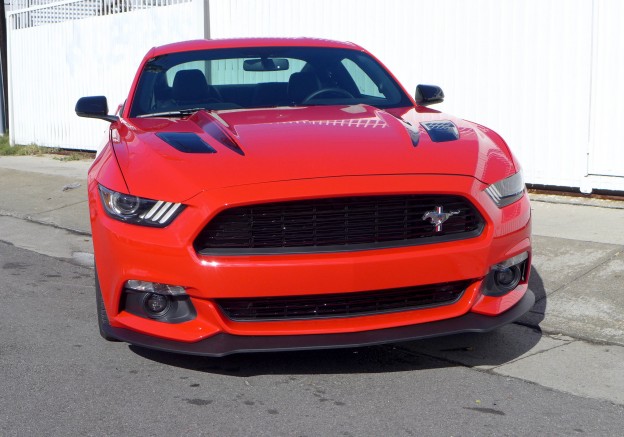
[76,38,533,356]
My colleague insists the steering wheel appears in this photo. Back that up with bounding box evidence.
[302,88,354,104]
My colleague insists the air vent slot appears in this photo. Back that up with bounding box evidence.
[156,132,216,153]
[216,280,470,321]
[420,121,460,142]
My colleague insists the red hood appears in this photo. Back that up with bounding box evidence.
[112,105,514,202]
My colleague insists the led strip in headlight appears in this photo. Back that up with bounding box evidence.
[141,200,183,224]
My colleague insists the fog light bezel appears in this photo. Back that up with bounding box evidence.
[483,252,529,297]
[120,286,197,323]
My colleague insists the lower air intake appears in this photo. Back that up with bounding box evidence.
[215,280,470,321]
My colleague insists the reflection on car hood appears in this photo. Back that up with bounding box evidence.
[113,105,515,202]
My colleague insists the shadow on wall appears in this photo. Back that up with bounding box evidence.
[130,266,546,376]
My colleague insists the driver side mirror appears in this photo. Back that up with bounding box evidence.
[415,84,444,106]
[75,96,119,122]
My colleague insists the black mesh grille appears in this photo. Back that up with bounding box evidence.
[216,280,470,321]
[195,195,483,254]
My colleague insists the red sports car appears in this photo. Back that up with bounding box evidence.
[76,38,532,356]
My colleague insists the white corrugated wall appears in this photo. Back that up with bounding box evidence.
[587,0,624,191]
[7,0,206,149]
[6,0,624,192]
[208,0,623,192]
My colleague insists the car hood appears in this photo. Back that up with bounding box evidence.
[113,105,515,202]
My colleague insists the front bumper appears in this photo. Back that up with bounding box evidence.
[90,173,532,349]
[103,289,535,357]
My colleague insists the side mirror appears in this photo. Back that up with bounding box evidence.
[75,96,119,122]
[415,84,444,106]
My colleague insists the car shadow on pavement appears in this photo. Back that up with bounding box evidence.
[130,266,547,376]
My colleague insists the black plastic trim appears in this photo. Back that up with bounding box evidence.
[404,124,420,147]
[420,121,460,142]
[101,290,535,357]
[483,260,529,297]
[156,132,216,154]
[415,84,445,106]
[75,96,119,123]
[121,290,197,323]
[198,225,484,256]
[202,118,245,156]
[216,280,469,321]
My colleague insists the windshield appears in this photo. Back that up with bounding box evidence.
[129,47,412,117]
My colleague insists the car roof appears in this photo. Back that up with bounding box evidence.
[150,37,363,57]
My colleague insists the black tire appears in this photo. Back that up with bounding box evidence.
[95,267,120,342]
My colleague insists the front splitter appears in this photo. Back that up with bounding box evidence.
[103,290,535,357]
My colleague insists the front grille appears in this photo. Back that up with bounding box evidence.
[195,195,483,255]
[216,280,470,321]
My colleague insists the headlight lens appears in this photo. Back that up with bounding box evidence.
[484,171,525,208]
[98,185,184,227]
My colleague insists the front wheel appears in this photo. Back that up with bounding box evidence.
[95,267,120,342]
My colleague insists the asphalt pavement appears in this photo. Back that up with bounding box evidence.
[3,241,623,436]
[1,154,623,410]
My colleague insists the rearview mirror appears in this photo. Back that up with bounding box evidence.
[415,84,444,106]
[243,58,290,72]
[75,96,119,122]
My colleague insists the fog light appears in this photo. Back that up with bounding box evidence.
[493,265,521,292]
[483,252,529,296]
[144,293,170,316]
[122,289,196,323]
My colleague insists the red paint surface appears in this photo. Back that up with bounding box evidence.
[89,38,532,345]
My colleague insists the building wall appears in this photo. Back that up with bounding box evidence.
[6,0,624,192]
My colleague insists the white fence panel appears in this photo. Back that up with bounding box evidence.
[8,0,205,149]
[587,0,624,191]
[208,0,602,190]
[6,0,624,191]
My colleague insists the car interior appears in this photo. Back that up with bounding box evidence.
[130,47,410,117]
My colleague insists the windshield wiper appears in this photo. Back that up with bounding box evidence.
[137,108,211,118]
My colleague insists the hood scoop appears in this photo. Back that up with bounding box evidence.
[156,132,216,153]
[198,114,245,156]
[404,123,420,147]
[420,120,460,142]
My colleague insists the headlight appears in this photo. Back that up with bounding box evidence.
[484,171,525,208]
[98,185,185,227]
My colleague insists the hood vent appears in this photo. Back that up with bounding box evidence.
[156,132,216,154]
[420,121,460,142]
[202,119,245,156]
[404,123,420,147]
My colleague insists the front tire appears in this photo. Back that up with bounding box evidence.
[95,267,120,342]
